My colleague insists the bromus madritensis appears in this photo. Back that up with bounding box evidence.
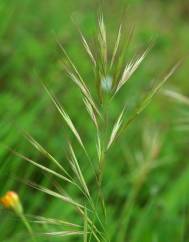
[8,13,181,242]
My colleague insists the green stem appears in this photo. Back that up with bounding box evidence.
[18,212,37,242]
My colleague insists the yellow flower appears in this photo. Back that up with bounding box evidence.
[0,191,23,214]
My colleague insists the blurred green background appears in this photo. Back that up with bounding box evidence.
[0,0,189,241]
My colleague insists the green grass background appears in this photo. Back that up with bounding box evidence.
[0,0,189,241]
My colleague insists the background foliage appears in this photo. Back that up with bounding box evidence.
[0,0,189,241]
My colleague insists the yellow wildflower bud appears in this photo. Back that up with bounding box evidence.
[0,191,23,214]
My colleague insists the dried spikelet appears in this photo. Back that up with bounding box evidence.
[83,97,98,128]
[98,13,108,74]
[12,150,75,185]
[43,230,85,237]
[135,62,180,115]
[24,132,69,175]
[107,106,126,150]
[80,32,96,67]
[96,132,102,162]
[122,62,181,133]
[29,182,84,209]
[110,25,122,69]
[114,45,151,95]
[68,143,90,197]
[43,84,85,150]
[62,63,101,117]
[30,215,81,228]
[163,89,189,106]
